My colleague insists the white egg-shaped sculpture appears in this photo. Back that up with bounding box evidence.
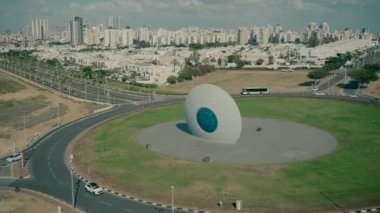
[185,84,242,144]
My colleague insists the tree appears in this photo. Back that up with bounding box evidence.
[202,57,210,64]
[350,68,379,95]
[255,58,264,65]
[308,70,329,80]
[178,66,193,82]
[186,51,200,66]
[236,60,245,68]
[307,32,319,48]
[350,69,379,84]
[363,64,380,73]
[171,59,179,73]
[268,55,274,65]
[217,58,222,66]
[166,75,178,84]
[294,38,301,44]
[82,66,93,79]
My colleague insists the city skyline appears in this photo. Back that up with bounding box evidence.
[0,0,380,33]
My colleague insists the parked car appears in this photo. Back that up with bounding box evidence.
[6,153,22,163]
[85,182,104,195]
[313,92,325,96]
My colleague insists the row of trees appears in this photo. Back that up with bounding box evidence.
[308,53,352,81]
[188,42,237,50]
[350,64,379,86]
[167,64,216,84]
[307,32,339,48]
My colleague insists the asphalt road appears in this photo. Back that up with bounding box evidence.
[0,100,187,213]
[0,63,157,104]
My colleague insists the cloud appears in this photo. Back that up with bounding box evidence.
[179,0,204,7]
[330,0,368,5]
[69,2,115,11]
[69,3,81,10]
[294,0,304,10]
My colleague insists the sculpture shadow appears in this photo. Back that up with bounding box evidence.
[176,123,192,135]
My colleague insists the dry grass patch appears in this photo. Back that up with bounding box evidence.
[363,79,380,97]
[158,70,310,94]
[0,191,55,213]
[0,70,99,157]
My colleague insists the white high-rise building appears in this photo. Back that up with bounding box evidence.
[121,29,134,46]
[320,22,330,35]
[109,16,123,29]
[137,27,150,42]
[104,29,133,48]
[238,27,249,45]
[308,22,318,31]
[70,16,84,46]
[274,24,283,34]
[31,18,49,40]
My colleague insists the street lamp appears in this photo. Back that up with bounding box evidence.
[57,103,60,127]
[21,111,27,168]
[70,154,75,208]
[170,185,175,213]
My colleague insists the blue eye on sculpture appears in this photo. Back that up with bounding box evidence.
[185,84,242,144]
[196,107,218,133]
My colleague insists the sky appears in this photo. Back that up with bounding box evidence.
[1,0,380,33]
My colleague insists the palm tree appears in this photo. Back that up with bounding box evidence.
[171,58,179,73]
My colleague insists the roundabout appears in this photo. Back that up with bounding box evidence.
[72,97,380,212]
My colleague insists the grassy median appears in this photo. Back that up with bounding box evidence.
[73,98,380,211]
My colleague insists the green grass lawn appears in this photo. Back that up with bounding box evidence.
[74,98,380,211]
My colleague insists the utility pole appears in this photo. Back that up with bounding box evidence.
[22,111,27,168]
[70,154,75,208]
[170,185,175,213]
[57,103,60,127]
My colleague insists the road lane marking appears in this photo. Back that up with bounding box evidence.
[121,208,134,212]
[100,200,112,207]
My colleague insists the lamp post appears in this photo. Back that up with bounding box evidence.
[21,111,27,168]
[170,185,175,213]
[70,154,74,208]
[57,103,60,127]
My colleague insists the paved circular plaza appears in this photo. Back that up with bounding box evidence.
[138,118,337,164]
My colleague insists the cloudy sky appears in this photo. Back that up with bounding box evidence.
[1,0,379,33]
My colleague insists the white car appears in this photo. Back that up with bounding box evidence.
[6,153,22,163]
[313,92,325,96]
[85,182,104,195]
[349,94,358,98]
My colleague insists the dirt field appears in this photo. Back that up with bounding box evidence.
[0,70,99,157]
[158,70,311,94]
[0,191,56,213]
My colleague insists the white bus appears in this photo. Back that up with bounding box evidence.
[240,87,269,95]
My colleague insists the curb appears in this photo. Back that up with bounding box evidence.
[347,207,380,213]
[65,159,212,213]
